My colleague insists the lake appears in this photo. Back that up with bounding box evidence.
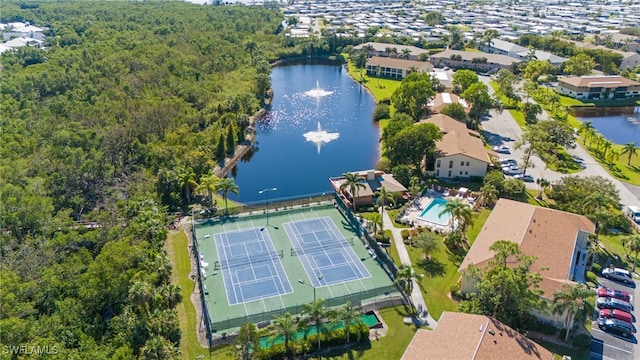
[228,63,379,203]
[576,113,640,144]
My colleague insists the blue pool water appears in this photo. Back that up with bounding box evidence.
[418,198,451,226]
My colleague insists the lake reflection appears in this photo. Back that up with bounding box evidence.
[577,113,640,144]
[228,64,379,203]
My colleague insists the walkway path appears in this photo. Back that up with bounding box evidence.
[381,207,438,328]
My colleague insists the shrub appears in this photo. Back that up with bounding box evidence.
[380,97,391,105]
[401,229,410,240]
[586,271,597,284]
[450,284,460,298]
[375,232,390,244]
[572,333,591,349]
[372,103,390,121]
[591,263,602,275]
[586,281,596,289]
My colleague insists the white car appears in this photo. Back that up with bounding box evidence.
[502,167,523,176]
[493,145,510,154]
[602,267,633,284]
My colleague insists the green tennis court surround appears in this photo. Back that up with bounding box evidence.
[193,202,397,333]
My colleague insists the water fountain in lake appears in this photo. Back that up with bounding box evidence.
[304,80,333,99]
[303,122,340,154]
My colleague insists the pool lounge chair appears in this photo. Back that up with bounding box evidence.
[442,189,450,197]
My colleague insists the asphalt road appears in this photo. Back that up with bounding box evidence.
[589,276,638,360]
[473,74,640,207]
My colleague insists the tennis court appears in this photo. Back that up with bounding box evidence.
[284,217,370,287]
[193,202,398,333]
[214,228,292,305]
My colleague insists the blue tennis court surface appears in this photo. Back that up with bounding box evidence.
[214,228,292,305]
[284,217,371,287]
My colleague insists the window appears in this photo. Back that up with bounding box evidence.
[448,170,452,177]
[436,170,440,177]
[436,160,441,168]
[460,171,463,175]
[466,161,470,166]
[449,161,453,168]
[460,161,464,166]
[465,171,468,175]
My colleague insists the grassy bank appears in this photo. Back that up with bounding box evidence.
[166,230,235,360]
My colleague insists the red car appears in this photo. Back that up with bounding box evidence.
[599,309,633,324]
[598,287,631,302]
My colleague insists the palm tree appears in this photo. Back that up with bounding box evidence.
[368,212,383,233]
[244,40,258,62]
[552,283,593,342]
[594,134,605,153]
[195,174,219,207]
[394,265,415,298]
[339,172,366,212]
[602,140,613,160]
[439,198,474,241]
[140,335,179,360]
[607,149,620,164]
[478,184,498,208]
[301,299,334,350]
[335,301,363,344]
[578,121,594,145]
[216,177,239,215]
[129,281,154,314]
[535,177,550,200]
[626,235,640,272]
[374,186,395,222]
[178,168,198,205]
[582,192,611,239]
[621,142,638,165]
[268,312,300,360]
[401,48,411,60]
[235,322,260,360]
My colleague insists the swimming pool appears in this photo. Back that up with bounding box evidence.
[417,198,451,226]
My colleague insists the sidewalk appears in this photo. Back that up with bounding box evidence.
[381,207,438,328]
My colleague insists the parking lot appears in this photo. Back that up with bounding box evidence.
[590,276,638,360]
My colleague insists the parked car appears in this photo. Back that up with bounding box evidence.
[493,145,510,153]
[499,158,517,166]
[597,296,633,313]
[602,267,633,284]
[625,205,640,224]
[502,167,523,176]
[598,318,633,337]
[599,309,633,324]
[513,174,534,182]
[598,286,631,302]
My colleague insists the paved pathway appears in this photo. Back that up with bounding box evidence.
[476,75,640,207]
[381,207,438,328]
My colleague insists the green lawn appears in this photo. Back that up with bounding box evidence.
[466,208,491,245]
[166,230,235,360]
[558,95,588,107]
[314,306,419,360]
[507,109,527,129]
[345,58,401,104]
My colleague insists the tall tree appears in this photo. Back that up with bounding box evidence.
[374,186,395,222]
[461,82,495,129]
[302,299,333,350]
[195,174,219,207]
[413,231,440,259]
[268,312,301,360]
[564,54,595,76]
[391,72,437,121]
[578,121,594,145]
[339,172,366,212]
[440,198,474,243]
[177,168,198,206]
[552,283,593,341]
[621,142,638,165]
[335,301,363,343]
[235,323,260,360]
[452,69,479,94]
[626,235,640,272]
[216,178,239,215]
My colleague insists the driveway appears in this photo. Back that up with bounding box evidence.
[476,75,640,206]
[589,276,638,360]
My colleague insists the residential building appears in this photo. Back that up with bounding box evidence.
[458,199,594,326]
[428,92,469,114]
[329,170,407,209]
[429,49,518,73]
[354,42,428,61]
[610,33,640,52]
[419,114,495,179]
[557,75,640,100]
[401,311,554,360]
[365,56,433,80]
[480,38,567,66]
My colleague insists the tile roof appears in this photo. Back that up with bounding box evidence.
[329,170,407,198]
[430,49,519,67]
[459,199,594,298]
[366,56,433,72]
[558,75,640,88]
[355,42,429,55]
[401,312,554,360]
[429,92,469,114]
[418,114,495,163]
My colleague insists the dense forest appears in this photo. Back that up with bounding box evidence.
[0,1,352,358]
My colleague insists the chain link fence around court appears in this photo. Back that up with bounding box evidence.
[192,192,402,341]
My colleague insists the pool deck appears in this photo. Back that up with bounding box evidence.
[397,190,476,233]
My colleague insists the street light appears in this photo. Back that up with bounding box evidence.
[298,274,324,302]
[258,187,278,230]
